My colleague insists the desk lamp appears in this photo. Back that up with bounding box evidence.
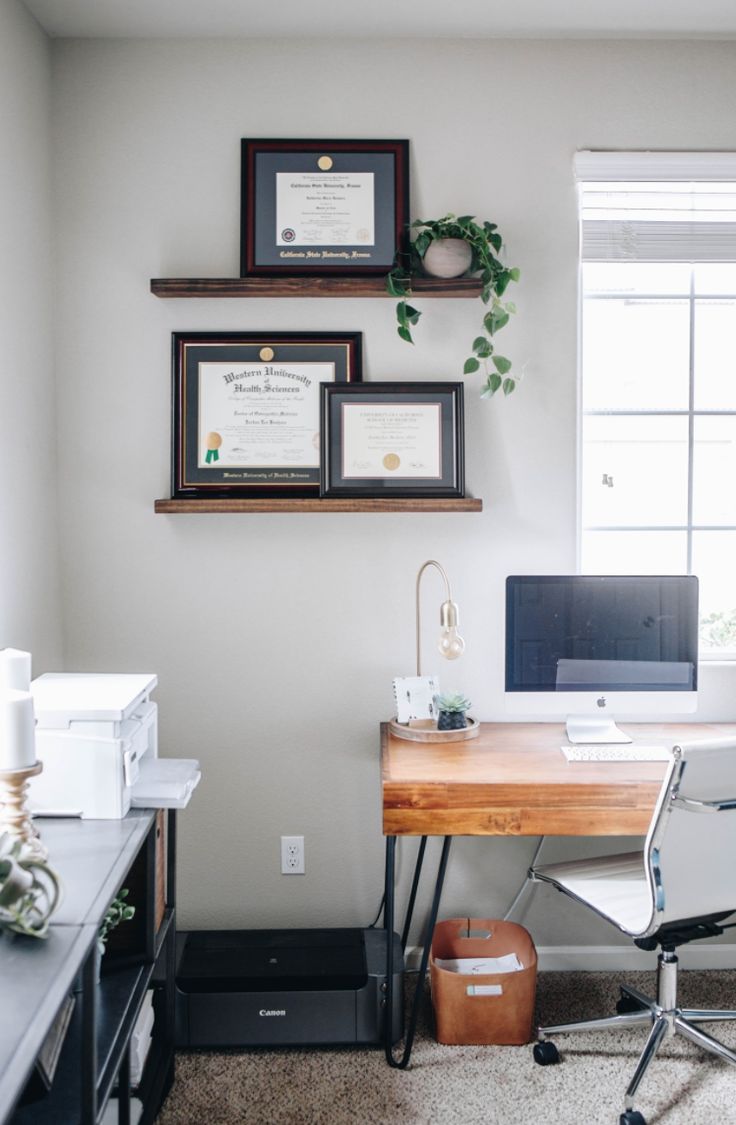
[415,560,465,676]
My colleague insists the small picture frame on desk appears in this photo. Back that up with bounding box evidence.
[240,138,409,276]
[171,331,362,498]
[320,381,465,499]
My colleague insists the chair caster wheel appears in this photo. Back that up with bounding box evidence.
[616,995,645,1014]
[619,1112,647,1125]
[533,1040,560,1065]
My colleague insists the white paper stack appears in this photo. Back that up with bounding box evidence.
[100,1097,142,1125]
[434,953,524,974]
[130,990,155,1087]
[130,757,201,809]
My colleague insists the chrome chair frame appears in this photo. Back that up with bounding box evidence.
[532,738,736,1125]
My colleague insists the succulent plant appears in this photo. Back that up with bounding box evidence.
[434,692,472,714]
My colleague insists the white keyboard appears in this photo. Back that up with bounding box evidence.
[562,743,672,762]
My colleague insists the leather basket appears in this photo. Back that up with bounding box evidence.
[429,917,537,1045]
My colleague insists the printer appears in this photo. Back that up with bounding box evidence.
[28,672,200,818]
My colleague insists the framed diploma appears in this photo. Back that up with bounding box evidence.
[240,139,409,276]
[172,332,362,497]
[320,382,464,499]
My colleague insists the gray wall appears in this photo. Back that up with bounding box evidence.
[10,33,736,959]
[0,0,62,671]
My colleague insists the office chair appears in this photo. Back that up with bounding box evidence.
[530,737,736,1125]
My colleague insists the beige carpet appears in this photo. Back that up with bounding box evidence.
[156,970,736,1125]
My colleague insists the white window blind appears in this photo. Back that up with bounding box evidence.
[575,151,736,262]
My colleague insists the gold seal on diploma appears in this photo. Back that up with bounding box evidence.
[383,453,401,471]
[205,431,222,464]
[259,347,275,361]
[317,155,333,171]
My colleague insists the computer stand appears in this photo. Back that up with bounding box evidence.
[566,714,633,744]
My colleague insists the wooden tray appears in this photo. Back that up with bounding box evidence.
[388,717,480,743]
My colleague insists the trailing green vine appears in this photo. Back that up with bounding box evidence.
[386,214,520,399]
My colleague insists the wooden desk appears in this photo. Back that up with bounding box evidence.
[380,720,736,1067]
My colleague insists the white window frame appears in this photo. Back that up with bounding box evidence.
[575,151,736,661]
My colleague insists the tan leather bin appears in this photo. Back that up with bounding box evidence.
[429,917,537,1045]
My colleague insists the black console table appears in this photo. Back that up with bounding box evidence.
[0,809,177,1124]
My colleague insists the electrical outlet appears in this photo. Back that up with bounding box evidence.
[280,835,305,875]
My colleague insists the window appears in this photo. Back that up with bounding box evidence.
[576,152,736,658]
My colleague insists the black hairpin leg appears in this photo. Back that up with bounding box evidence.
[384,834,452,1068]
[401,836,428,951]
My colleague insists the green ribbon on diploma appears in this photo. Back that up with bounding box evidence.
[205,449,219,463]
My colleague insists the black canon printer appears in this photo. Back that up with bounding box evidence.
[175,927,403,1048]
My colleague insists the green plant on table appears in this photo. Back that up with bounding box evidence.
[386,213,520,399]
[434,692,472,714]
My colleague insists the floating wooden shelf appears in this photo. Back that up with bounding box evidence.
[150,276,482,299]
[154,497,483,514]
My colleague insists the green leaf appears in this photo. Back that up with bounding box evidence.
[413,231,432,256]
[463,357,480,374]
[480,373,502,399]
[386,273,409,298]
[502,378,516,396]
[474,339,492,358]
[509,267,521,282]
[492,355,512,375]
[495,270,511,296]
[489,232,503,253]
[397,300,408,327]
[505,301,517,315]
[404,305,421,325]
[484,308,510,335]
[397,325,413,344]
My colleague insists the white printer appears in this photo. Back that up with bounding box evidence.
[28,673,200,819]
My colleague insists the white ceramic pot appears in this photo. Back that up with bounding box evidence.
[422,238,473,279]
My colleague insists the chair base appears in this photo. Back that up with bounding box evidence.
[535,952,736,1122]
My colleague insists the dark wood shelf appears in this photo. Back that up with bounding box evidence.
[150,276,482,299]
[154,496,483,514]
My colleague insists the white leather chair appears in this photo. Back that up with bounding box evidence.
[530,737,736,1125]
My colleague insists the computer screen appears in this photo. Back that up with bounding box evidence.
[505,575,699,743]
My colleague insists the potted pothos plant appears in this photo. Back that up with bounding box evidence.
[386,214,520,399]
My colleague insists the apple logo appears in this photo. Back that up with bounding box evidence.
[597,696,607,709]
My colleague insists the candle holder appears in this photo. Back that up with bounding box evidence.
[0,762,47,860]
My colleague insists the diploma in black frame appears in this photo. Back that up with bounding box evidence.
[240,139,409,276]
[172,332,362,498]
[320,382,465,499]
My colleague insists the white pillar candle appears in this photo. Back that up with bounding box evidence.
[0,649,32,693]
[0,690,36,771]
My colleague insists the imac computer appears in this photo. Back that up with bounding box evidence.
[505,575,699,743]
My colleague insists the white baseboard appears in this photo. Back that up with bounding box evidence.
[406,943,736,973]
[536,944,736,971]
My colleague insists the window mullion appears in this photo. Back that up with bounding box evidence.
[686,270,696,573]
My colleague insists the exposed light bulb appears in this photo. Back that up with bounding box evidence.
[438,625,465,660]
[438,598,465,660]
